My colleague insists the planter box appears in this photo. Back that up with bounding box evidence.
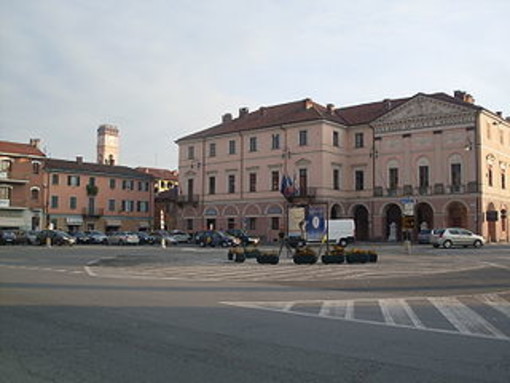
[345,253,368,264]
[293,254,318,265]
[256,254,279,264]
[321,254,345,264]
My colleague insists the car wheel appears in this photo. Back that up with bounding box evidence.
[473,240,483,248]
[339,239,348,247]
[443,240,453,249]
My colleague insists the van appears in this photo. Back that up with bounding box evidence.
[306,219,355,247]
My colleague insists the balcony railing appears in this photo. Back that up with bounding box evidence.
[82,208,104,217]
[176,194,199,206]
[372,183,478,198]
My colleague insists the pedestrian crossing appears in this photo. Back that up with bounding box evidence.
[222,292,510,341]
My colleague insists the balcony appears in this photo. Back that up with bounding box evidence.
[82,207,104,218]
[0,171,29,184]
[286,187,317,205]
[176,194,199,207]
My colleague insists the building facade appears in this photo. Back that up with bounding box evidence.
[175,91,510,243]
[45,157,154,232]
[0,140,46,230]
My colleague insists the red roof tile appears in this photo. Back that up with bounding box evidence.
[136,167,178,180]
[0,140,46,157]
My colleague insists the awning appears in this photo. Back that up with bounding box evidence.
[66,216,83,225]
[105,219,122,227]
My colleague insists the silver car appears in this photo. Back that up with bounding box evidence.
[107,231,140,246]
[431,228,485,248]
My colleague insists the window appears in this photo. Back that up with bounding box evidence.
[0,159,12,172]
[333,131,339,147]
[69,196,77,210]
[419,166,429,188]
[144,182,150,192]
[51,195,59,208]
[333,169,340,190]
[209,143,216,157]
[247,217,256,230]
[299,169,308,195]
[51,174,59,185]
[209,176,216,195]
[249,137,257,152]
[137,201,149,212]
[108,199,115,212]
[0,186,11,201]
[271,171,279,191]
[138,181,143,191]
[271,217,280,231]
[227,218,235,230]
[451,163,462,192]
[109,179,116,189]
[355,170,364,191]
[502,172,506,189]
[355,133,364,148]
[122,180,135,190]
[271,134,280,150]
[122,200,134,212]
[88,177,96,186]
[229,140,236,155]
[67,175,80,186]
[389,168,399,190]
[31,188,40,201]
[249,173,257,192]
[299,130,308,146]
[186,219,193,231]
[228,175,236,193]
[187,146,195,160]
[488,167,493,187]
[32,161,40,174]
[187,179,194,197]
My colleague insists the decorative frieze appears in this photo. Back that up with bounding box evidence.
[374,114,476,134]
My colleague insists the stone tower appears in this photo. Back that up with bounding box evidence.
[97,124,119,165]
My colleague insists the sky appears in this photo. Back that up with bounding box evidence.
[1,0,509,169]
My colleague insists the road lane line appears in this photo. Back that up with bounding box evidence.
[477,293,510,318]
[428,297,507,340]
[379,299,425,328]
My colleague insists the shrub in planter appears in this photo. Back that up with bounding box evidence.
[256,251,279,264]
[243,246,261,258]
[293,246,318,265]
[228,247,248,262]
[344,249,378,264]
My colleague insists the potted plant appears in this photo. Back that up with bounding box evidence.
[256,250,279,264]
[293,246,318,264]
[321,245,345,264]
[344,249,378,264]
[227,247,246,263]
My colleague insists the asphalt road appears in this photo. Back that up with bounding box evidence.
[1,244,509,383]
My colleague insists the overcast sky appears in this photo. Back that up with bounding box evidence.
[1,0,509,169]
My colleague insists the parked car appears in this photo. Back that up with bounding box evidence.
[135,231,156,245]
[168,230,191,243]
[225,229,260,246]
[85,230,108,244]
[107,231,140,246]
[431,228,485,248]
[417,229,432,244]
[150,231,178,246]
[0,230,17,245]
[37,230,76,246]
[24,230,41,245]
[196,230,236,247]
[69,231,91,244]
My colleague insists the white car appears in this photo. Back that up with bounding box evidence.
[107,231,140,245]
[431,228,485,248]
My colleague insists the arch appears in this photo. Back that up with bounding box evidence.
[204,206,219,216]
[330,203,343,219]
[352,204,369,241]
[223,205,239,216]
[445,201,468,228]
[265,204,283,215]
[416,202,434,232]
[384,203,402,241]
[243,204,261,216]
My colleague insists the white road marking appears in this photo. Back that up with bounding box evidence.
[428,297,507,340]
[477,293,510,318]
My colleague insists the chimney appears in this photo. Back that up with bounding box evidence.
[454,90,475,104]
[222,113,232,123]
[239,107,249,118]
[76,156,83,164]
[496,111,503,117]
[327,103,335,113]
[304,98,314,110]
[383,99,392,110]
[29,138,41,149]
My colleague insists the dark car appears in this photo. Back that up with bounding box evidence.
[69,231,91,244]
[85,230,108,244]
[196,230,236,247]
[0,230,17,245]
[37,230,76,246]
[225,229,260,246]
[135,231,156,245]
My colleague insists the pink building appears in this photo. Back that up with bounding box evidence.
[45,157,154,232]
[176,91,509,243]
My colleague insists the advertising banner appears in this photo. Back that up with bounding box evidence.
[306,205,326,242]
